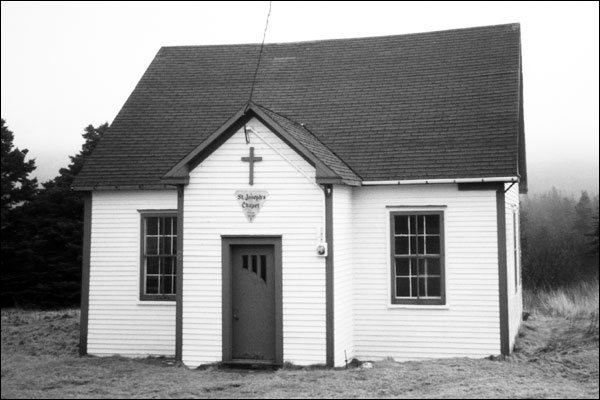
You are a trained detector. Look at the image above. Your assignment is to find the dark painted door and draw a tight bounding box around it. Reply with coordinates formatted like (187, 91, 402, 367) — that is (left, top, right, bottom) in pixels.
(231, 245, 276, 361)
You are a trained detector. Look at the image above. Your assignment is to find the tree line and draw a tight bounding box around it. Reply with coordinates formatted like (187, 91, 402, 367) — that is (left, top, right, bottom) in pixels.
(1, 119, 107, 307)
(521, 188, 599, 289)
(1, 118, 599, 307)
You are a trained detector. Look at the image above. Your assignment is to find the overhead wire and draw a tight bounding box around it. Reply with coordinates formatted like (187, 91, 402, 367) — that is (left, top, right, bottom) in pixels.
(246, 1, 272, 108)
(245, 1, 272, 143)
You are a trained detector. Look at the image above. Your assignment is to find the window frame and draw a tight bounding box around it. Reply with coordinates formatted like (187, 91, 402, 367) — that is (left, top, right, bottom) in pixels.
(512, 207, 521, 292)
(139, 210, 178, 302)
(389, 210, 446, 305)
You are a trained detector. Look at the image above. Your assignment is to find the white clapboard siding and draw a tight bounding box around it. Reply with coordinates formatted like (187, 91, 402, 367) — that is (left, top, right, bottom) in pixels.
(182, 118, 327, 368)
(505, 182, 523, 349)
(333, 185, 355, 366)
(352, 184, 502, 361)
(88, 190, 177, 357)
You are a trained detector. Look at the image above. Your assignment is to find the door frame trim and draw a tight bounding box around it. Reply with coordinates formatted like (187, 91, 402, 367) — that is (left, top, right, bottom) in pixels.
(221, 235, 283, 365)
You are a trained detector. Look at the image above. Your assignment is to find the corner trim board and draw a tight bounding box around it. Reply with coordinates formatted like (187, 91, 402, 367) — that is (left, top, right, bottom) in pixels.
(79, 192, 92, 356)
(496, 188, 510, 355)
(324, 185, 334, 367)
(175, 186, 184, 361)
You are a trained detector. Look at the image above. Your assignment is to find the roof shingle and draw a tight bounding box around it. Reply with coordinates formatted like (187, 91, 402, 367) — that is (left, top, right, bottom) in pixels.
(73, 23, 525, 189)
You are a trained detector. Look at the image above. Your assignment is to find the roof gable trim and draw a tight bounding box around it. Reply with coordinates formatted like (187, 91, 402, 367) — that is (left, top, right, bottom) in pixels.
(162, 102, 344, 185)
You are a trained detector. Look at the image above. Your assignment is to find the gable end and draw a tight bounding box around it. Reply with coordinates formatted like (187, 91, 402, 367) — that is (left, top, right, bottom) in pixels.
(162, 103, 359, 186)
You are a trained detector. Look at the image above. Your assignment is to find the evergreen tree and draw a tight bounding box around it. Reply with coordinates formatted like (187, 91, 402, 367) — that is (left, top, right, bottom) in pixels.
(0, 118, 38, 228)
(588, 197, 599, 260)
(591, 214, 599, 259)
(591, 213, 599, 256)
(575, 191, 593, 235)
(1, 119, 39, 306)
(1, 123, 108, 307)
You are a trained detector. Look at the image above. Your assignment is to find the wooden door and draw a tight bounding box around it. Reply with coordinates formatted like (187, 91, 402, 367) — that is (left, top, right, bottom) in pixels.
(231, 245, 276, 361)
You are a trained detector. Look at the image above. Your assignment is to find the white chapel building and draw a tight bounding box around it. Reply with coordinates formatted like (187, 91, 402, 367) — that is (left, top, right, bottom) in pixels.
(73, 24, 526, 368)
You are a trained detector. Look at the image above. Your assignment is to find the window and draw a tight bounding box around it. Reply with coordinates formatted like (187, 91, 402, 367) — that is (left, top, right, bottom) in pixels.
(140, 213, 177, 301)
(513, 208, 520, 291)
(390, 211, 445, 305)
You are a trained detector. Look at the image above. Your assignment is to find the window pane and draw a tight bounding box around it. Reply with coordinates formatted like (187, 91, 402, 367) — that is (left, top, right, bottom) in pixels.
(242, 255, 248, 269)
(162, 237, 171, 255)
(260, 255, 267, 282)
(395, 236, 409, 255)
(418, 277, 426, 297)
(146, 236, 158, 255)
(411, 277, 418, 296)
(146, 276, 159, 294)
(417, 236, 425, 255)
(418, 215, 425, 234)
(172, 218, 177, 235)
(427, 258, 441, 276)
(410, 235, 417, 255)
(163, 276, 174, 294)
(410, 259, 418, 275)
(163, 257, 175, 275)
(395, 215, 409, 234)
(418, 258, 426, 275)
(172, 237, 178, 254)
(171, 257, 177, 275)
(428, 277, 441, 297)
(159, 217, 166, 235)
(147, 257, 159, 275)
(163, 217, 172, 235)
(427, 236, 440, 255)
(410, 215, 417, 235)
(426, 215, 440, 234)
(146, 217, 158, 235)
(395, 258, 410, 276)
(396, 277, 410, 297)
(251, 255, 257, 273)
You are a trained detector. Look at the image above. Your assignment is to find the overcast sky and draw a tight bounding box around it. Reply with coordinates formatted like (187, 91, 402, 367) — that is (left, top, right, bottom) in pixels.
(1, 1, 598, 196)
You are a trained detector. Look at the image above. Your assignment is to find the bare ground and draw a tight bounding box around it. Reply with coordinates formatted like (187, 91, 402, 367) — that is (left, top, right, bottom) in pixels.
(1, 308, 598, 399)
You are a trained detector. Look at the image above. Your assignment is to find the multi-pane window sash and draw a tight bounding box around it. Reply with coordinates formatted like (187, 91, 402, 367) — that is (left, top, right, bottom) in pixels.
(513, 209, 520, 291)
(141, 214, 177, 301)
(391, 212, 445, 305)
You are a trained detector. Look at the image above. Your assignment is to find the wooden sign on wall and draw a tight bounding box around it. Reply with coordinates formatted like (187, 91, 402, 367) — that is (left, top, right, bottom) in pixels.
(235, 190, 268, 222)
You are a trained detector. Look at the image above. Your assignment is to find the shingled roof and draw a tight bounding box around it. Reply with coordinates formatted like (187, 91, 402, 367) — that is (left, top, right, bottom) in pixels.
(73, 23, 526, 190)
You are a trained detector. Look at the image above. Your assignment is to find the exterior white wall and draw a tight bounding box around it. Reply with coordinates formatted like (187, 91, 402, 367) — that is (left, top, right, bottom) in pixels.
(505, 182, 523, 349)
(182, 118, 326, 368)
(333, 185, 354, 366)
(352, 184, 502, 360)
(86, 137, 517, 362)
(88, 190, 177, 356)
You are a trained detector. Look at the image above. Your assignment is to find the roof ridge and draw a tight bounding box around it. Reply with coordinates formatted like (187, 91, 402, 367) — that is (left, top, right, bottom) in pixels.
(159, 23, 520, 50)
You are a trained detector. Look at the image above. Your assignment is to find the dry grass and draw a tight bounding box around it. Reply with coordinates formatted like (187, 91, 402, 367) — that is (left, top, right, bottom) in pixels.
(2, 285, 598, 398)
(513, 281, 599, 395)
(521, 280, 599, 353)
(524, 280, 599, 321)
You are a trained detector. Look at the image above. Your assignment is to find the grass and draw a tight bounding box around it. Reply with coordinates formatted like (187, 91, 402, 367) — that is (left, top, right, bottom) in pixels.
(521, 280, 599, 354)
(2, 284, 598, 399)
(513, 281, 599, 395)
(524, 280, 599, 321)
